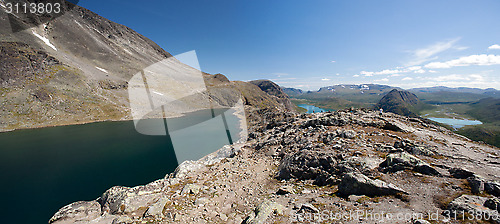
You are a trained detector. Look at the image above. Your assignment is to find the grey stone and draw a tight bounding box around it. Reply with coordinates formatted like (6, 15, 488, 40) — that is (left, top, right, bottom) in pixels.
(380, 152, 440, 176)
(276, 185, 295, 195)
(413, 219, 431, 224)
(112, 216, 133, 224)
(338, 172, 407, 196)
(144, 197, 170, 217)
(181, 184, 201, 195)
(447, 195, 498, 220)
(299, 203, 319, 213)
(485, 181, 500, 197)
(467, 175, 485, 194)
(243, 199, 284, 224)
(484, 197, 500, 213)
(449, 167, 475, 179)
(49, 201, 101, 224)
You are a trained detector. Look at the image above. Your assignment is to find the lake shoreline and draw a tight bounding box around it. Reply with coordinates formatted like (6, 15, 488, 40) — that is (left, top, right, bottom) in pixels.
(0, 106, 244, 134)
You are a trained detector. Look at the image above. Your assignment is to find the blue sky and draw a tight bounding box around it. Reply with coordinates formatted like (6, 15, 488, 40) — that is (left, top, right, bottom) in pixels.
(79, 0, 500, 90)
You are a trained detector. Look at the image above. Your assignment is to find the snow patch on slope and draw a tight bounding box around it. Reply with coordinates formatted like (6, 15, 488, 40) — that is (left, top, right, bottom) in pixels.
(32, 30, 57, 51)
(95, 67, 108, 73)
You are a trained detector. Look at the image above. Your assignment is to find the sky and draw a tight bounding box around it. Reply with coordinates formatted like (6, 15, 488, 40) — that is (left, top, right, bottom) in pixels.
(79, 0, 500, 91)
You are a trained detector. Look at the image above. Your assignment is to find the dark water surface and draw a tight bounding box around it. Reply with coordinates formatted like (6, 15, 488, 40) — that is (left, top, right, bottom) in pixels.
(0, 109, 240, 224)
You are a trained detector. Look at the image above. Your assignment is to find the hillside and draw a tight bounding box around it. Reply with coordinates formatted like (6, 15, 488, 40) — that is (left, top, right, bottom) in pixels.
(0, 1, 293, 132)
(377, 89, 421, 117)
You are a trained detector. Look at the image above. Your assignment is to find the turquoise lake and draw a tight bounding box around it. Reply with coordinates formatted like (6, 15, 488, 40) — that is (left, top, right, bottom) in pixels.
(427, 117, 483, 128)
(298, 104, 331, 113)
(0, 108, 242, 224)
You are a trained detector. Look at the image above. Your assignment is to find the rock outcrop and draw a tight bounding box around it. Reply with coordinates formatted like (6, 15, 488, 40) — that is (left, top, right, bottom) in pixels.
(50, 109, 500, 223)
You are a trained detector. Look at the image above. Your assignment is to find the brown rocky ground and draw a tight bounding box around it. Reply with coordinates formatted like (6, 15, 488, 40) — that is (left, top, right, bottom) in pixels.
(50, 108, 500, 224)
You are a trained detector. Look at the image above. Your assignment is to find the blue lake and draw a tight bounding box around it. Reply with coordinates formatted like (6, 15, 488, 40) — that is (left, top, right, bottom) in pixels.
(0, 108, 242, 224)
(298, 104, 331, 113)
(427, 117, 483, 128)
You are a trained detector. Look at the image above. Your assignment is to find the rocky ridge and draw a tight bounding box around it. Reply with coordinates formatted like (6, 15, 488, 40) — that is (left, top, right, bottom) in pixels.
(50, 109, 500, 223)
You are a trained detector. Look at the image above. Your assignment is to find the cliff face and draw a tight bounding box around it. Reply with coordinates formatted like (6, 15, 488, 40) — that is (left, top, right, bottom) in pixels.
(50, 109, 500, 224)
(0, 2, 293, 132)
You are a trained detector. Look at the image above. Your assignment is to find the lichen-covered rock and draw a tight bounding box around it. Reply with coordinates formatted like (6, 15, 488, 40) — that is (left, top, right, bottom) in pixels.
(338, 172, 407, 196)
(379, 152, 440, 176)
(277, 150, 338, 185)
(243, 199, 284, 224)
(49, 201, 101, 224)
(447, 195, 499, 221)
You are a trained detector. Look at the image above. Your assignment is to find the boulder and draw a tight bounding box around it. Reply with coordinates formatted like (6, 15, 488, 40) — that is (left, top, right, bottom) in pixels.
(485, 181, 500, 197)
(484, 198, 500, 213)
(277, 150, 338, 186)
(299, 203, 319, 213)
(447, 195, 498, 220)
(338, 172, 408, 196)
(413, 220, 431, 224)
(467, 175, 486, 194)
(379, 152, 440, 176)
(49, 201, 101, 224)
(243, 200, 284, 224)
(448, 167, 475, 179)
(276, 185, 295, 195)
(181, 184, 201, 195)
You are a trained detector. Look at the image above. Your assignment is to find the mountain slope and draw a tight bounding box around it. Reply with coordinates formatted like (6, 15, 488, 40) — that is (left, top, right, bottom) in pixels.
(0, 1, 293, 132)
(377, 89, 421, 117)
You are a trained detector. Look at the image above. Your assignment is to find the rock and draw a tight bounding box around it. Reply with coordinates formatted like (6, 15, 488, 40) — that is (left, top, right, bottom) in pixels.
(299, 203, 319, 213)
(447, 195, 498, 219)
(112, 216, 133, 224)
(338, 172, 408, 196)
(337, 129, 356, 139)
(195, 197, 210, 206)
(467, 175, 485, 194)
(98, 184, 162, 217)
(484, 198, 500, 212)
(181, 184, 201, 195)
(277, 150, 338, 186)
(394, 140, 435, 156)
(485, 181, 500, 197)
(243, 200, 284, 224)
(380, 152, 440, 176)
(276, 185, 295, 195)
(49, 201, 101, 224)
(449, 167, 475, 179)
(413, 219, 431, 224)
(348, 195, 367, 202)
(144, 197, 170, 217)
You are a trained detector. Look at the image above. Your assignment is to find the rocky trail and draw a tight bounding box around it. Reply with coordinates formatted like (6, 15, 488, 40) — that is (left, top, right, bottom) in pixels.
(50, 108, 500, 224)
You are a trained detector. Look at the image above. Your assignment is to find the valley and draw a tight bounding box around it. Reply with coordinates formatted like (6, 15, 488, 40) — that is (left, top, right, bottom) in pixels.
(286, 84, 500, 148)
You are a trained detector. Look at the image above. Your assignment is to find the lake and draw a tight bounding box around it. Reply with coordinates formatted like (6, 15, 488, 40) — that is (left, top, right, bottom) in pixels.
(427, 117, 483, 128)
(0, 108, 243, 224)
(298, 104, 331, 113)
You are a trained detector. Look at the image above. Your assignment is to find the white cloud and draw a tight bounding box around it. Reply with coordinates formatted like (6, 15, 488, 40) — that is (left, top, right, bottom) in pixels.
(402, 77, 413, 81)
(425, 54, 500, 69)
(321, 78, 330, 81)
(428, 74, 484, 82)
(353, 74, 360, 77)
(428, 70, 437, 73)
(407, 38, 461, 66)
(390, 74, 402, 77)
(488, 44, 500, 50)
(331, 60, 336, 63)
(360, 71, 374, 77)
(375, 78, 389, 82)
